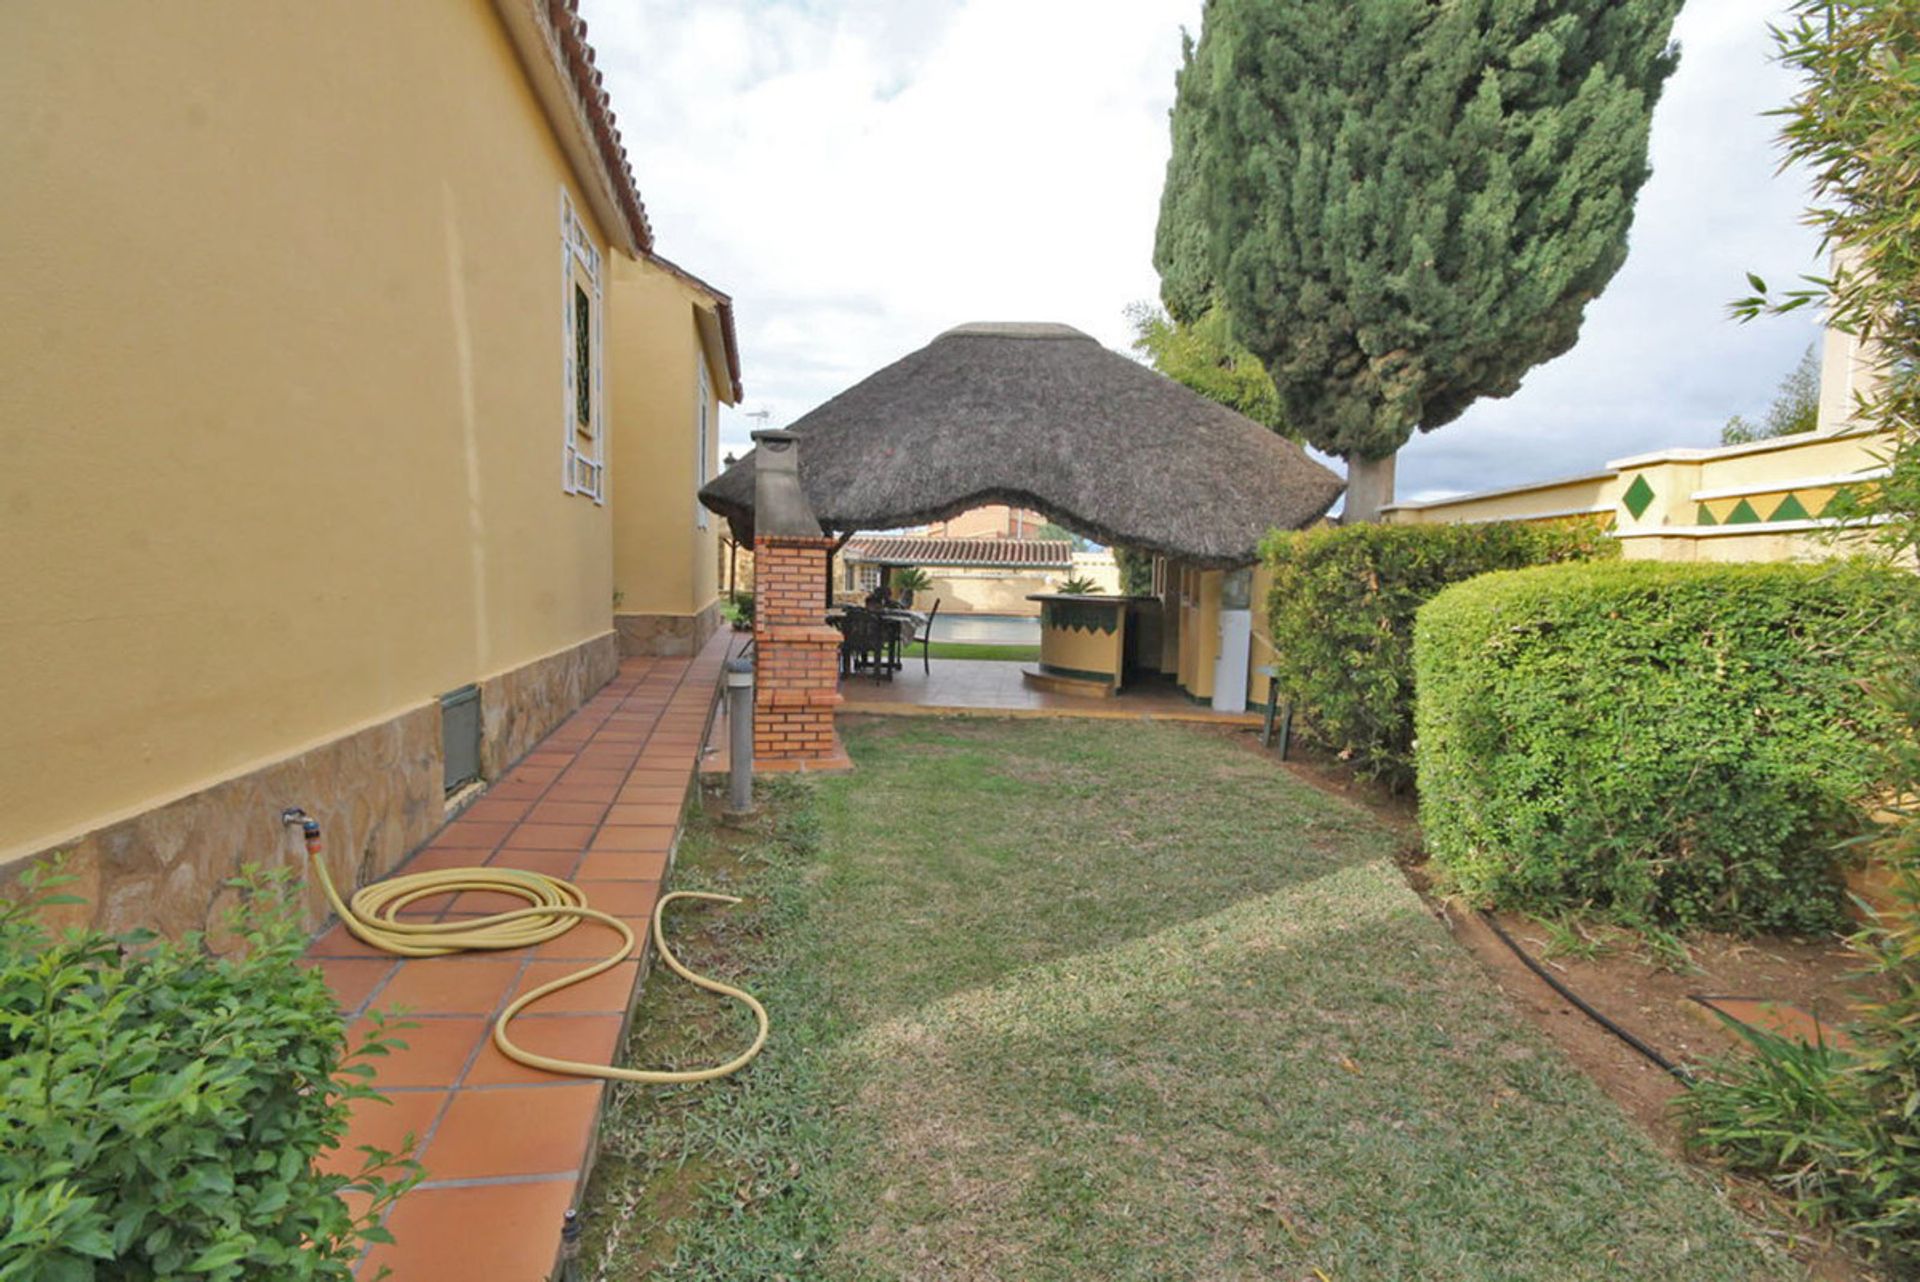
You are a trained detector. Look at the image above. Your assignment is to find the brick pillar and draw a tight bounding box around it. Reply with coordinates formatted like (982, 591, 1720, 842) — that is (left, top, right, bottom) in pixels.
(752, 534, 847, 770)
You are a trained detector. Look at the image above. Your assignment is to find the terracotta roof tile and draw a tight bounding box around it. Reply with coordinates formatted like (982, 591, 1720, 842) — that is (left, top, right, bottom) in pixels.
(842, 536, 1074, 569)
(546, 0, 652, 252)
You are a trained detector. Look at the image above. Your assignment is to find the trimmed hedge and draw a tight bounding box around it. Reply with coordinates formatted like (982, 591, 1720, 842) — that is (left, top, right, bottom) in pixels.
(1260, 519, 1615, 788)
(1414, 559, 1915, 933)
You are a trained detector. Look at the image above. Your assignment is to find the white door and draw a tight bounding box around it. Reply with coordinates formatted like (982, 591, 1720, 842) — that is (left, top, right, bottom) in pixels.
(1212, 568, 1252, 713)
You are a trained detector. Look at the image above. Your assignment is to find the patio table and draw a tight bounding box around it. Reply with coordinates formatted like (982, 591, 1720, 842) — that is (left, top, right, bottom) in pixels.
(828, 607, 926, 672)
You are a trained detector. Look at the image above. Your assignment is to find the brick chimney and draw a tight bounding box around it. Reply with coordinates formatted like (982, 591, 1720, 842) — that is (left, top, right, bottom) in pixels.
(750, 431, 848, 772)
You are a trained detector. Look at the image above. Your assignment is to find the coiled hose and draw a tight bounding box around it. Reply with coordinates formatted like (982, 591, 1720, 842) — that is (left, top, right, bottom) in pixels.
(286, 810, 767, 1084)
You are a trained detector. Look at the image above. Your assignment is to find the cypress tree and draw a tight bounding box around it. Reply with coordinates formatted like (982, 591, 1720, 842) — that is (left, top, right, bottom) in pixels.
(1155, 0, 1684, 519)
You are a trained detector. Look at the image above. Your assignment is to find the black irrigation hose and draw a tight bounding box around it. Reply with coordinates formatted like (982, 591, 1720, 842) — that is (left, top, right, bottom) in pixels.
(1477, 909, 1695, 1085)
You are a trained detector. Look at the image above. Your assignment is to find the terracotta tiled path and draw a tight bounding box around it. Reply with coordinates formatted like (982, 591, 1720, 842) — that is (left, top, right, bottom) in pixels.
(302, 631, 734, 1281)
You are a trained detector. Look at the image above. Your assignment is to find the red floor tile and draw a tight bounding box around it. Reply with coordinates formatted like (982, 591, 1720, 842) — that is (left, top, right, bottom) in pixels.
(417, 1083, 603, 1176)
(616, 785, 686, 806)
(622, 770, 686, 789)
(588, 825, 674, 853)
(575, 850, 668, 882)
(399, 845, 497, 874)
(545, 782, 620, 803)
(464, 1015, 626, 1086)
(309, 921, 392, 960)
(574, 880, 661, 918)
(512, 960, 641, 1014)
(433, 819, 514, 849)
(526, 800, 609, 826)
(347, 1016, 489, 1089)
(458, 797, 532, 824)
(503, 824, 596, 851)
(532, 916, 642, 962)
(376, 959, 521, 1017)
(318, 1089, 446, 1178)
(302, 957, 395, 1013)
(357, 1179, 575, 1281)
(559, 767, 628, 787)
(606, 802, 681, 826)
(483, 849, 583, 879)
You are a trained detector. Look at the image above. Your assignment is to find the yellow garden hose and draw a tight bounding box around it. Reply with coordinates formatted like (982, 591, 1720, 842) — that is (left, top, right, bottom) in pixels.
(286, 809, 768, 1085)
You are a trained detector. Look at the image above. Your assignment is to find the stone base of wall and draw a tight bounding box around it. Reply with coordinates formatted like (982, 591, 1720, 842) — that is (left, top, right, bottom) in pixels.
(615, 601, 723, 657)
(479, 632, 620, 776)
(2, 631, 619, 942)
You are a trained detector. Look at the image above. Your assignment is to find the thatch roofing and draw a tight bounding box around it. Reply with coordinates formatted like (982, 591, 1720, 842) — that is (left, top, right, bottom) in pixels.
(699, 323, 1343, 567)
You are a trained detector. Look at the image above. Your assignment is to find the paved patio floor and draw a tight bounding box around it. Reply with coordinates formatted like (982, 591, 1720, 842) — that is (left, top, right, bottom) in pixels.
(301, 630, 731, 1281)
(837, 657, 1264, 724)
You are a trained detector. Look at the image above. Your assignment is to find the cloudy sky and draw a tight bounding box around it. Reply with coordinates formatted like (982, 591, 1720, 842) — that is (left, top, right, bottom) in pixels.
(580, 0, 1824, 504)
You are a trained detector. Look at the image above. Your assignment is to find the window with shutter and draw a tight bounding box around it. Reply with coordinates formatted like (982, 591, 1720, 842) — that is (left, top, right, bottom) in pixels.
(559, 190, 604, 502)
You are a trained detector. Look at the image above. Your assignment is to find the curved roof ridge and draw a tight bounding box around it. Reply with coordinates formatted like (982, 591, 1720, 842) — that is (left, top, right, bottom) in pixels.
(701, 323, 1343, 566)
(939, 321, 1092, 340)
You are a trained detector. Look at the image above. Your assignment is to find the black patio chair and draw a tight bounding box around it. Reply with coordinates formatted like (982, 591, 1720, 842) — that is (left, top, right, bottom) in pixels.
(910, 598, 941, 673)
(839, 607, 895, 681)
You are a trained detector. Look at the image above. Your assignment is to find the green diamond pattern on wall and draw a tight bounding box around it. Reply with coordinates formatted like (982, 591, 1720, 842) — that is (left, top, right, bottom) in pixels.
(1769, 493, 1812, 522)
(1622, 475, 1656, 519)
(1696, 503, 1717, 527)
(1726, 498, 1762, 525)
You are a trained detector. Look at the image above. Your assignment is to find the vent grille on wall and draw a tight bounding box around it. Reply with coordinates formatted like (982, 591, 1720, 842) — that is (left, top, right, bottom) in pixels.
(441, 684, 482, 796)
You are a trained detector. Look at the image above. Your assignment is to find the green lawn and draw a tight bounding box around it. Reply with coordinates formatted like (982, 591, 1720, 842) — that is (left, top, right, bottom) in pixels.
(921, 640, 1039, 662)
(582, 718, 1791, 1280)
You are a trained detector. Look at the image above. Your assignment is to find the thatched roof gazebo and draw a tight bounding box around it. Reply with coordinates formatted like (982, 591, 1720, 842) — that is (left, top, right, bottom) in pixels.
(698, 322, 1342, 567)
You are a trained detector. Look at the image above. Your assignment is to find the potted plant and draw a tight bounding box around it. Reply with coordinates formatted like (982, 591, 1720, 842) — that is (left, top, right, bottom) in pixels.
(891, 566, 932, 607)
(1057, 574, 1100, 595)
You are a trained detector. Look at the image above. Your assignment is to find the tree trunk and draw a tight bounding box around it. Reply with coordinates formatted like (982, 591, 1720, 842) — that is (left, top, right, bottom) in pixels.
(1343, 452, 1397, 524)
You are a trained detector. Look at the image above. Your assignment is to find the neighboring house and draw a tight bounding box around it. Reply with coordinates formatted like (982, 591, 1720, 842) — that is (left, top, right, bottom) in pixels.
(0, 1, 741, 938)
(1070, 549, 1122, 593)
(924, 504, 1051, 540)
(838, 536, 1073, 614)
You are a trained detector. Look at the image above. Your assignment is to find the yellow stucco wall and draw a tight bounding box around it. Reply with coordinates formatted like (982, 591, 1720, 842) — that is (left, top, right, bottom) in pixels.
(914, 570, 1053, 615)
(1384, 472, 1618, 526)
(1, 3, 621, 864)
(609, 258, 726, 620)
(1384, 428, 1892, 565)
(1247, 561, 1276, 708)
(1034, 599, 1128, 686)
(1197, 570, 1226, 703)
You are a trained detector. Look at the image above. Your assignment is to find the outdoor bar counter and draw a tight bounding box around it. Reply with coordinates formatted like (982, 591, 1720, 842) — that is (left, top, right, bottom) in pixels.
(1023, 593, 1155, 696)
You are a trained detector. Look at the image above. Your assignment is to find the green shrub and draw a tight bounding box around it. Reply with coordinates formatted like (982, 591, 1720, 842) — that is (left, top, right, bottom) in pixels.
(0, 864, 418, 1280)
(1684, 595, 1920, 1265)
(1414, 559, 1913, 932)
(1113, 546, 1155, 596)
(1259, 519, 1615, 788)
(723, 591, 754, 631)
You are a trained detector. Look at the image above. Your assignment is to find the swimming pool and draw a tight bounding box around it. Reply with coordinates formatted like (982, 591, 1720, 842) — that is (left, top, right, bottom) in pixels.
(924, 612, 1041, 646)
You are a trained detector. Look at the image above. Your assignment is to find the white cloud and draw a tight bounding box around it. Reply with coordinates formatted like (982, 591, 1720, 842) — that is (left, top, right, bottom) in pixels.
(581, 0, 1824, 497)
